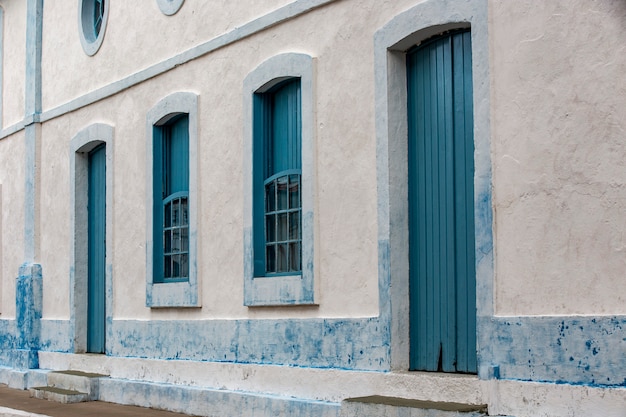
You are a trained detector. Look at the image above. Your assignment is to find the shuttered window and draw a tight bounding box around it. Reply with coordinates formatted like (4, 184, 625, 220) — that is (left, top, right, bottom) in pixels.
(153, 114, 189, 283)
(407, 30, 477, 373)
(253, 79, 302, 276)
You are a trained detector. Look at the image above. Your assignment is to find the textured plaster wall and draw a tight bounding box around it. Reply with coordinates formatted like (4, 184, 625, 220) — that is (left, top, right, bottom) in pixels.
(0, 133, 26, 318)
(38, 122, 73, 319)
(40, 0, 293, 110)
(34, 0, 433, 322)
(491, 0, 626, 315)
(0, 0, 26, 127)
(97, 0, 417, 320)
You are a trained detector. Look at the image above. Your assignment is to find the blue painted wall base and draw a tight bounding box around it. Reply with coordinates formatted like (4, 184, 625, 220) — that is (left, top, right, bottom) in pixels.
(479, 316, 626, 387)
(15, 263, 42, 370)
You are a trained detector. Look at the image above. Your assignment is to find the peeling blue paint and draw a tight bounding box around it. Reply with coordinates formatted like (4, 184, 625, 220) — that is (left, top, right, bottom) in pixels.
(14, 263, 42, 369)
(481, 316, 626, 387)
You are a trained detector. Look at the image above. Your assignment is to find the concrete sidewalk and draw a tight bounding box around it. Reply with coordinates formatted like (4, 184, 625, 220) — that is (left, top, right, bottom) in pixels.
(0, 385, 199, 417)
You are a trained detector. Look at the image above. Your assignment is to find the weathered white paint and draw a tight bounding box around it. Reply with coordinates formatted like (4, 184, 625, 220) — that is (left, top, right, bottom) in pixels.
(0, 133, 26, 318)
(40, 0, 319, 111)
(0, 1, 26, 128)
(491, 0, 626, 315)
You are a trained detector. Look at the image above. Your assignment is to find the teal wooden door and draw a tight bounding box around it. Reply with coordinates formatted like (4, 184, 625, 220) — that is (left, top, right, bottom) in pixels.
(87, 144, 106, 353)
(407, 30, 476, 373)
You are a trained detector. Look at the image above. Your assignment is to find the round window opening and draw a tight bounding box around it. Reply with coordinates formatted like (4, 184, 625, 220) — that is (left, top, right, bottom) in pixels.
(79, 0, 109, 56)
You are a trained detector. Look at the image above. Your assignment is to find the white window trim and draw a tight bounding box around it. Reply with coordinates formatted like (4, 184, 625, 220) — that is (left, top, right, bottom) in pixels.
(78, 0, 109, 56)
(243, 53, 317, 306)
(146, 92, 200, 307)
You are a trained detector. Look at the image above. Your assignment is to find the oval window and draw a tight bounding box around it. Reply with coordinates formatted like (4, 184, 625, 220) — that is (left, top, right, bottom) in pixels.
(79, 0, 109, 56)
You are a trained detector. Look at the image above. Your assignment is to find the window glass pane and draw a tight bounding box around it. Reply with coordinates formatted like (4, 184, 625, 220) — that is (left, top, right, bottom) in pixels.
(94, 0, 104, 36)
(164, 230, 172, 254)
(266, 245, 276, 273)
(172, 200, 180, 226)
(265, 214, 276, 243)
(277, 213, 288, 241)
(289, 175, 300, 209)
(290, 242, 301, 272)
(172, 229, 181, 252)
(181, 198, 188, 225)
(181, 227, 189, 252)
(277, 176, 289, 210)
(265, 181, 276, 212)
(164, 255, 172, 278)
(290, 212, 300, 240)
(180, 253, 188, 278)
(277, 244, 289, 272)
(172, 254, 181, 277)
(164, 201, 172, 227)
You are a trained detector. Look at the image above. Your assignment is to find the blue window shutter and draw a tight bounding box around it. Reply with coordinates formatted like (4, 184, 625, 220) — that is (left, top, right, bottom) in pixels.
(408, 30, 476, 373)
(268, 79, 301, 177)
(166, 115, 189, 195)
(253, 78, 302, 276)
(153, 114, 190, 283)
(153, 126, 165, 283)
(253, 95, 267, 277)
(452, 30, 476, 373)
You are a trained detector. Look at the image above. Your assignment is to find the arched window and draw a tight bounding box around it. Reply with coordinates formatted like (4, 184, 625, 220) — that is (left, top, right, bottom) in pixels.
(243, 53, 316, 306)
(146, 92, 199, 307)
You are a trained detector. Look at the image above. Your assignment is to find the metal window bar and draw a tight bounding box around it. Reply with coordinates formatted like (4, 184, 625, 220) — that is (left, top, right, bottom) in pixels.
(264, 172, 301, 274)
(163, 193, 189, 280)
(94, 0, 105, 36)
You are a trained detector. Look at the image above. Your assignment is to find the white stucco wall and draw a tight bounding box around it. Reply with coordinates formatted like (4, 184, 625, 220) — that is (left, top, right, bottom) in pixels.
(36, 0, 626, 320)
(40, 0, 294, 111)
(1, 0, 26, 128)
(0, 133, 26, 318)
(38, 0, 442, 321)
(491, 0, 626, 315)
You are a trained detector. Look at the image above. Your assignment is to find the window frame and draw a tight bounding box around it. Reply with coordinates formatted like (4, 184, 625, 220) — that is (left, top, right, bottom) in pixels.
(153, 114, 190, 283)
(78, 0, 109, 56)
(256, 78, 303, 277)
(146, 92, 199, 308)
(243, 53, 317, 306)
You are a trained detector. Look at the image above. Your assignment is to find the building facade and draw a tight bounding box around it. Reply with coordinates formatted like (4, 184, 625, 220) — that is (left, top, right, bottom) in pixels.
(0, 1, 624, 416)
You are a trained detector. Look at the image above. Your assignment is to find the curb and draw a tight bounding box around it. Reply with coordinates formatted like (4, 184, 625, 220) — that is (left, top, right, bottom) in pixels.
(0, 407, 51, 417)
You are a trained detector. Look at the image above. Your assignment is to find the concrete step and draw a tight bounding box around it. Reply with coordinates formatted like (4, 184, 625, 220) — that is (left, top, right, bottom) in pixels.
(29, 386, 89, 404)
(46, 370, 108, 400)
(29, 370, 109, 404)
(341, 396, 488, 417)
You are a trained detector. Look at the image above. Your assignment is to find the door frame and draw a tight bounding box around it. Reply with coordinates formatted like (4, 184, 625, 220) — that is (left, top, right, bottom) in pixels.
(373, 0, 494, 374)
(70, 124, 114, 353)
